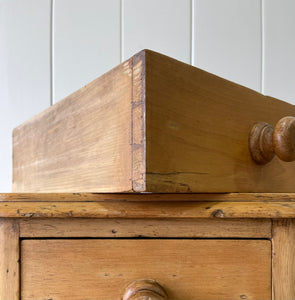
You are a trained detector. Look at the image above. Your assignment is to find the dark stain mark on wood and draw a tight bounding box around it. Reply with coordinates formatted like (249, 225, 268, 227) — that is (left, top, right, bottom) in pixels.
(147, 172, 209, 176)
(280, 203, 293, 208)
(178, 183, 192, 192)
(22, 213, 34, 217)
(212, 209, 225, 218)
(131, 143, 142, 151)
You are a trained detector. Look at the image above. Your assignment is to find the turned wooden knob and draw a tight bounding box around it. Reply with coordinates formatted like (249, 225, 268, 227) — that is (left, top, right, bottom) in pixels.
(249, 116, 295, 164)
(123, 279, 168, 300)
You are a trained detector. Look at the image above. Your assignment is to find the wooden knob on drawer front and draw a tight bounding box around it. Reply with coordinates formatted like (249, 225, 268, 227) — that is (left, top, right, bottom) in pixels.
(249, 116, 295, 164)
(123, 279, 168, 300)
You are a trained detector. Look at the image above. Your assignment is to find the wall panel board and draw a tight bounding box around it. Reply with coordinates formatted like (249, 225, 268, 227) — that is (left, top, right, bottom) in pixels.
(0, 0, 51, 191)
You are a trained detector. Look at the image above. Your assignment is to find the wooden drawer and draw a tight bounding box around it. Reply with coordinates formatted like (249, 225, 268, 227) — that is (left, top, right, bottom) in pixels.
(21, 239, 271, 300)
(13, 50, 295, 193)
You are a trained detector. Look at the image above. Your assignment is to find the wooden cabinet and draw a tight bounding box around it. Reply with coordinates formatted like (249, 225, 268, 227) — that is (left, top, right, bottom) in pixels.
(1, 50, 295, 299)
(0, 194, 295, 300)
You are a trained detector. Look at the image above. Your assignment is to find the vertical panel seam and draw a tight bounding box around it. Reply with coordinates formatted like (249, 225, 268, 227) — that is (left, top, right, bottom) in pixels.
(16, 220, 21, 300)
(190, 0, 195, 65)
(120, 0, 124, 62)
(50, 0, 55, 105)
(261, 0, 265, 94)
(271, 219, 274, 300)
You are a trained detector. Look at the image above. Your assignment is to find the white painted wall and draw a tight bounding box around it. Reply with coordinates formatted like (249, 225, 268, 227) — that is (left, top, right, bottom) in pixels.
(0, 0, 51, 192)
(0, 0, 294, 191)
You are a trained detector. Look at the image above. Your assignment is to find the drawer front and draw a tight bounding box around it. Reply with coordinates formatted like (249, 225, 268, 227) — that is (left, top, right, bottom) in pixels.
(21, 239, 271, 300)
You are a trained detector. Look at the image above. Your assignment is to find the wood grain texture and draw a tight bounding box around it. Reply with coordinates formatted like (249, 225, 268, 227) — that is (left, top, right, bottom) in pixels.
(272, 219, 295, 300)
(19, 218, 271, 238)
(21, 239, 271, 300)
(132, 51, 146, 191)
(2, 192, 295, 202)
(13, 58, 134, 193)
(145, 50, 295, 192)
(0, 219, 20, 300)
(1, 200, 295, 219)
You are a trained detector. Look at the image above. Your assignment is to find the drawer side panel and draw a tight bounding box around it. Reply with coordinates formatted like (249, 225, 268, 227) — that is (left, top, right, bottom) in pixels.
(13, 59, 133, 193)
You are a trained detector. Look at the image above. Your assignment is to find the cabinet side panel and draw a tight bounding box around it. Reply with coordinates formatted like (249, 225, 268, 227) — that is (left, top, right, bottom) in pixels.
(13, 60, 133, 192)
(145, 50, 295, 192)
(0, 219, 20, 300)
(272, 219, 295, 300)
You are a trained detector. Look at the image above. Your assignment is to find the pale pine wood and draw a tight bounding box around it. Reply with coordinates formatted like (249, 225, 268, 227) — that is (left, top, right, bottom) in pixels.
(145, 50, 295, 192)
(2, 192, 295, 202)
(0, 200, 295, 219)
(272, 219, 295, 300)
(21, 239, 271, 300)
(0, 219, 20, 300)
(13, 58, 134, 193)
(19, 218, 271, 238)
(132, 51, 146, 191)
(13, 50, 295, 193)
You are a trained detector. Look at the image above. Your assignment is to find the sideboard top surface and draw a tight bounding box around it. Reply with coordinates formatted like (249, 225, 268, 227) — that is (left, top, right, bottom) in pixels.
(0, 193, 295, 219)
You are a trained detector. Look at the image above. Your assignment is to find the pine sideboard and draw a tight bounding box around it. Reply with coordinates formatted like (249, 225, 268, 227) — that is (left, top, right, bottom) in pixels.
(1, 50, 295, 299)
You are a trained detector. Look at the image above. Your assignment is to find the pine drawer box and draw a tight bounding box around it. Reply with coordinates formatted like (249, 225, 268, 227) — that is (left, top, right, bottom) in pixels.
(12, 50, 295, 193)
